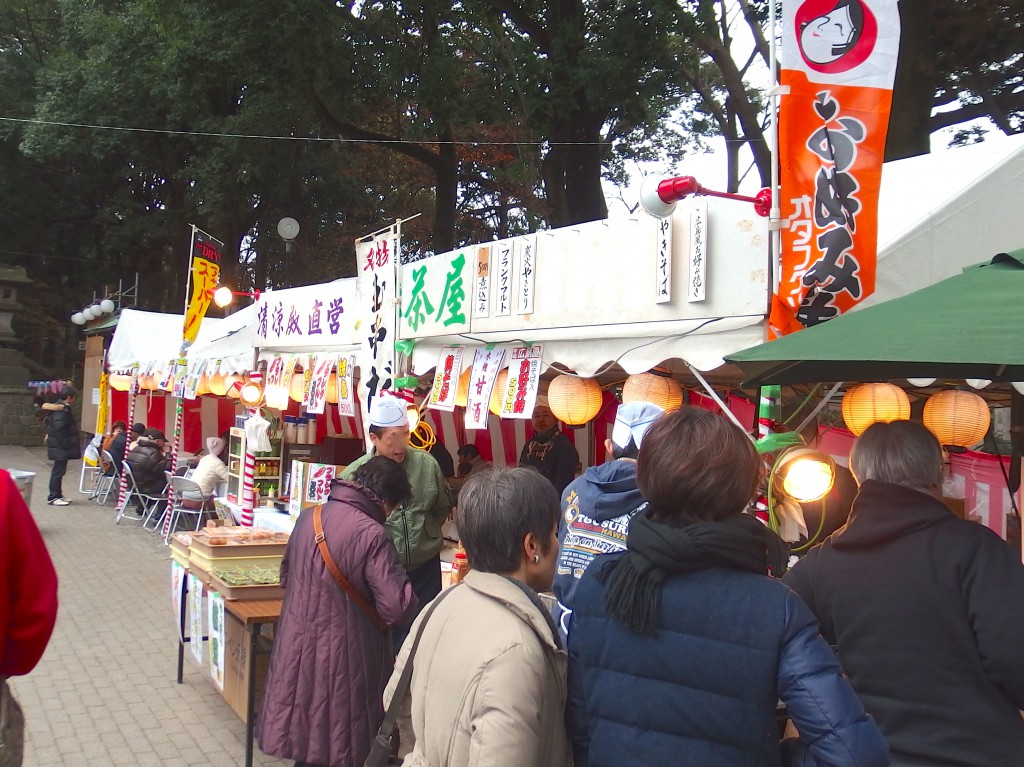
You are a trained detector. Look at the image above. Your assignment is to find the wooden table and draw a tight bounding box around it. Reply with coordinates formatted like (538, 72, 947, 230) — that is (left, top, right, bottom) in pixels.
(224, 599, 282, 767)
(176, 573, 281, 767)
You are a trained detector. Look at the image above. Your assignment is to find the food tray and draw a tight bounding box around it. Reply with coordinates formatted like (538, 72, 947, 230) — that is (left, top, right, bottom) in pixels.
(189, 550, 283, 573)
(190, 539, 289, 558)
(170, 548, 190, 569)
(209, 572, 284, 601)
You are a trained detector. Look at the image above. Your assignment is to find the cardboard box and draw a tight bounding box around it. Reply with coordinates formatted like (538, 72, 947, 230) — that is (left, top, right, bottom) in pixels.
(221, 610, 271, 722)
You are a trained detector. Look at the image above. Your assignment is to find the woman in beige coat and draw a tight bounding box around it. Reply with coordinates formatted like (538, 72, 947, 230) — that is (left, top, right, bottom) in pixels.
(384, 466, 571, 767)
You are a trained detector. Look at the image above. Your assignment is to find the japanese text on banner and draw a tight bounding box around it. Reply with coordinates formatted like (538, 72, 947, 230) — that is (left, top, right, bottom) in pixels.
(357, 230, 398, 429)
(182, 228, 223, 351)
(770, 0, 900, 336)
(336, 355, 356, 417)
(428, 346, 465, 412)
(499, 345, 543, 419)
(305, 355, 335, 415)
(305, 463, 337, 504)
(464, 348, 506, 430)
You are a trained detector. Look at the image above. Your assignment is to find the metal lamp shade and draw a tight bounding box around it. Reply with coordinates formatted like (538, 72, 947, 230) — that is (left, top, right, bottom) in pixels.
(548, 375, 603, 426)
(923, 390, 991, 449)
(841, 383, 910, 435)
(622, 372, 683, 412)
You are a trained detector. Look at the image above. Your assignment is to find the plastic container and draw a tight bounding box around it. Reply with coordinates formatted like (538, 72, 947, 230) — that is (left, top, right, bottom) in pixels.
(8, 470, 34, 507)
(283, 416, 297, 444)
(450, 547, 470, 586)
(296, 416, 309, 444)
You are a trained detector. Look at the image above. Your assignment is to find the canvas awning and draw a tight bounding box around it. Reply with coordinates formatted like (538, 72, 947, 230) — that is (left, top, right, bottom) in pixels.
(726, 249, 1024, 386)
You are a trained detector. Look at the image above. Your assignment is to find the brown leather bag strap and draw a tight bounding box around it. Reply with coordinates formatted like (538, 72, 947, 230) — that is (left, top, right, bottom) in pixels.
(313, 504, 388, 631)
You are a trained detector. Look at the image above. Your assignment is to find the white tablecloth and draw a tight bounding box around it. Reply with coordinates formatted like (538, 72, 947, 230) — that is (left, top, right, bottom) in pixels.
(219, 498, 296, 533)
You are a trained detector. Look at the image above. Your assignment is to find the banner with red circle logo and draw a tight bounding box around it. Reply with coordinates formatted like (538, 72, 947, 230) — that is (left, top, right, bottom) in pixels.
(770, 0, 901, 337)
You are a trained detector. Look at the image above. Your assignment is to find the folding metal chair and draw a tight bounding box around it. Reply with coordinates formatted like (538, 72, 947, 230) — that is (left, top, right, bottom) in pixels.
(115, 462, 167, 526)
(92, 450, 119, 505)
(165, 476, 215, 543)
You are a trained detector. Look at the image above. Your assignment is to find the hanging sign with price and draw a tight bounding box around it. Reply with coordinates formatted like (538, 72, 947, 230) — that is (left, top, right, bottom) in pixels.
(305, 355, 336, 415)
(336, 355, 355, 417)
(304, 463, 337, 504)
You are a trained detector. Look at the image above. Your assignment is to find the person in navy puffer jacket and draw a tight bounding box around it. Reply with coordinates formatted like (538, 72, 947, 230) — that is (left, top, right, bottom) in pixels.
(566, 407, 889, 767)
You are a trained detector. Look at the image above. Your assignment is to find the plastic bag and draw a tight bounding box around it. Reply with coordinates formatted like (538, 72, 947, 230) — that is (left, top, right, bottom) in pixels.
(82, 433, 102, 467)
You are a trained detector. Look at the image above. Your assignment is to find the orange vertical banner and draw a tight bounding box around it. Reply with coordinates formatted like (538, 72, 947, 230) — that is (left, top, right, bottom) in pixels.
(770, 0, 901, 336)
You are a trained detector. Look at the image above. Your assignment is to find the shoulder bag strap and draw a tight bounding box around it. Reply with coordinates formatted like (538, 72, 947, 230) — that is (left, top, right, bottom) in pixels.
(377, 584, 460, 745)
(313, 504, 388, 631)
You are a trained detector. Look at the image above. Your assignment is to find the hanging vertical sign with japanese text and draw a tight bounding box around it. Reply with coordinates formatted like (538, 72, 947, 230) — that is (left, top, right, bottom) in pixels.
(182, 228, 222, 353)
(494, 241, 513, 317)
(336, 354, 355, 417)
(516, 235, 537, 315)
(498, 345, 543, 419)
(655, 217, 672, 304)
(474, 246, 491, 319)
(771, 0, 900, 336)
(688, 199, 707, 303)
(464, 347, 506, 430)
(427, 346, 464, 412)
(357, 228, 399, 428)
(305, 355, 335, 416)
(398, 248, 472, 338)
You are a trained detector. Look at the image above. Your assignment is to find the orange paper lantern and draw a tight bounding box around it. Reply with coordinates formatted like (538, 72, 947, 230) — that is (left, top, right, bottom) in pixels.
(207, 372, 228, 397)
(548, 375, 603, 426)
(489, 369, 509, 416)
(622, 372, 683, 412)
(923, 390, 991, 448)
(456, 367, 472, 408)
(108, 373, 131, 392)
(841, 383, 910, 436)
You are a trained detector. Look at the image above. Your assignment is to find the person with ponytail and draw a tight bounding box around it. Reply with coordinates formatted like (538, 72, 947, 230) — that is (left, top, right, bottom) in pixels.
(565, 407, 889, 767)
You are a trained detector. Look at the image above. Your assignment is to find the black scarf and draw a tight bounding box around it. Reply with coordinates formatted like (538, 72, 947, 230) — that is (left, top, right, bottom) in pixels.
(599, 511, 770, 636)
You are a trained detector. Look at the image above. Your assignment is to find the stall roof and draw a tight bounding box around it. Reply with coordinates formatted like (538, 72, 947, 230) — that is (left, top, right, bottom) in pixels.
(726, 249, 1024, 385)
(106, 307, 252, 373)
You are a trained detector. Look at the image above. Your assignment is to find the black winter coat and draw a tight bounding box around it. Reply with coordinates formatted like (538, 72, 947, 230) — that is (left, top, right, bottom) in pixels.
(567, 555, 889, 767)
(45, 402, 80, 461)
(124, 441, 168, 494)
(784, 480, 1024, 767)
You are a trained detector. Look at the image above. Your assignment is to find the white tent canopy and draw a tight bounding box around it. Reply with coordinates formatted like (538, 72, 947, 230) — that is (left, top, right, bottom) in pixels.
(106, 307, 255, 374)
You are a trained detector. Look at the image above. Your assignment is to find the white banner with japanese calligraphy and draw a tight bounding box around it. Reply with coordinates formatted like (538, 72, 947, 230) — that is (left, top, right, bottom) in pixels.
(336, 354, 356, 417)
(427, 346, 464, 413)
(515, 235, 537, 315)
(655, 216, 672, 304)
(305, 355, 335, 415)
(304, 463, 337, 504)
(464, 347, 506, 430)
(255, 279, 358, 350)
(493, 241, 514, 317)
(357, 229, 399, 435)
(398, 248, 473, 338)
(498, 345, 543, 419)
(688, 199, 707, 303)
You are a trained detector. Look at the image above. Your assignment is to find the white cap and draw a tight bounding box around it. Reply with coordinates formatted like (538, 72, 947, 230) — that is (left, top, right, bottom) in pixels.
(611, 401, 664, 450)
(369, 395, 408, 428)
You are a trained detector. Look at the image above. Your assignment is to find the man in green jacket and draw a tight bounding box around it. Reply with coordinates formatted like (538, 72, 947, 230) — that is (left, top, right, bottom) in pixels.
(340, 396, 451, 618)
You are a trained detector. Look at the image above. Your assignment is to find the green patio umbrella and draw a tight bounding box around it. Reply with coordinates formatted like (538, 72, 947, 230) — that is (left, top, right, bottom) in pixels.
(727, 249, 1024, 386)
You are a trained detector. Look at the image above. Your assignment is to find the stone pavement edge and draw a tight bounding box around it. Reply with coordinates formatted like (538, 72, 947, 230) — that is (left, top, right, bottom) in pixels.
(3, 446, 290, 767)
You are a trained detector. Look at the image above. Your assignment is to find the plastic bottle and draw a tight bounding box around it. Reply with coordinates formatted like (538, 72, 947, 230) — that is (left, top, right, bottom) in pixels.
(450, 546, 470, 586)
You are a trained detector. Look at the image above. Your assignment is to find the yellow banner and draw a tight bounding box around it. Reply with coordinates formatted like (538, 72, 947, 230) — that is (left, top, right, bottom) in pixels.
(182, 228, 223, 348)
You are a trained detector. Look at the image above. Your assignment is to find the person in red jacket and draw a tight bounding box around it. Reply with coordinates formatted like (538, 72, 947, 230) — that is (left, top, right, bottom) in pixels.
(1, 469, 59, 677)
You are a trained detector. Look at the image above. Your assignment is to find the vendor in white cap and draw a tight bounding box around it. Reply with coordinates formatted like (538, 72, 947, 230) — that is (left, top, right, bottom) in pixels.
(519, 394, 580, 496)
(552, 400, 664, 640)
(340, 394, 451, 622)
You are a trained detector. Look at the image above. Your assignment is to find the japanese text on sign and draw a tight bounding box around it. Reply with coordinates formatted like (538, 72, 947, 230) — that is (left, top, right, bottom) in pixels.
(358, 229, 398, 430)
(499, 345, 543, 419)
(516, 236, 537, 315)
(428, 346, 465, 413)
(688, 200, 707, 303)
(182, 228, 223, 351)
(464, 347, 506, 430)
(494, 241, 513, 317)
(474, 246, 491, 319)
(305, 464, 337, 504)
(656, 217, 672, 304)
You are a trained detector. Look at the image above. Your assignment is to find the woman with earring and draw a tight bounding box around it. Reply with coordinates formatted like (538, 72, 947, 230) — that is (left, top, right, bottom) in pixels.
(384, 466, 571, 767)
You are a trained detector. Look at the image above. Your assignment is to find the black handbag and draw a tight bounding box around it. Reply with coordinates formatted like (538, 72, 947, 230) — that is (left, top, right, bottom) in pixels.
(364, 585, 460, 767)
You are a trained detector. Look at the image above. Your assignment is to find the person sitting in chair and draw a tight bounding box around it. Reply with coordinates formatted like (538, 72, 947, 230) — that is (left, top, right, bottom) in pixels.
(125, 428, 169, 515)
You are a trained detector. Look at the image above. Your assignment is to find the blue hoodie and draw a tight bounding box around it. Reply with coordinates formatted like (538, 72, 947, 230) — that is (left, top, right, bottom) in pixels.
(552, 460, 646, 639)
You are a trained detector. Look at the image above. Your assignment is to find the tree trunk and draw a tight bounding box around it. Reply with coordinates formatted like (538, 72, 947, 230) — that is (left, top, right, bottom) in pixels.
(433, 130, 459, 254)
(885, 0, 934, 161)
(542, 114, 608, 228)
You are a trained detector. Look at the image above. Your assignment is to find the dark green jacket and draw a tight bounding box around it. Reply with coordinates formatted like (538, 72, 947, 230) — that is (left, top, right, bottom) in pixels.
(340, 447, 451, 569)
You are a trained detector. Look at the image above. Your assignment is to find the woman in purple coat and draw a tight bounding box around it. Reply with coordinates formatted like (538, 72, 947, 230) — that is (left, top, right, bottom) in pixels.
(258, 457, 419, 767)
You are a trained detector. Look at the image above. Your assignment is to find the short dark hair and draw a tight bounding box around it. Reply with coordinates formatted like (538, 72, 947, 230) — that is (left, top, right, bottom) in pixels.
(352, 456, 412, 509)
(112, 421, 126, 432)
(850, 420, 943, 492)
(637, 408, 760, 525)
(144, 428, 166, 441)
(456, 466, 559, 573)
(131, 422, 146, 435)
(457, 444, 479, 459)
(60, 385, 77, 400)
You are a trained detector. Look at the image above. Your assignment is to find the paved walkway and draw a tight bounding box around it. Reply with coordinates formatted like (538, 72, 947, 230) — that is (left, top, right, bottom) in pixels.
(3, 446, 290, 767)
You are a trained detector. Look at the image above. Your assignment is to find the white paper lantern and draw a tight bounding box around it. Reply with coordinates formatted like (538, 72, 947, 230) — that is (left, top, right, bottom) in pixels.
(100, 299, 116, 313)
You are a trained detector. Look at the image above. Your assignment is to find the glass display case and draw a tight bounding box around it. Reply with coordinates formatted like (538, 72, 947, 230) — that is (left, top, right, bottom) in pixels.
(227, 426, 283, 504)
